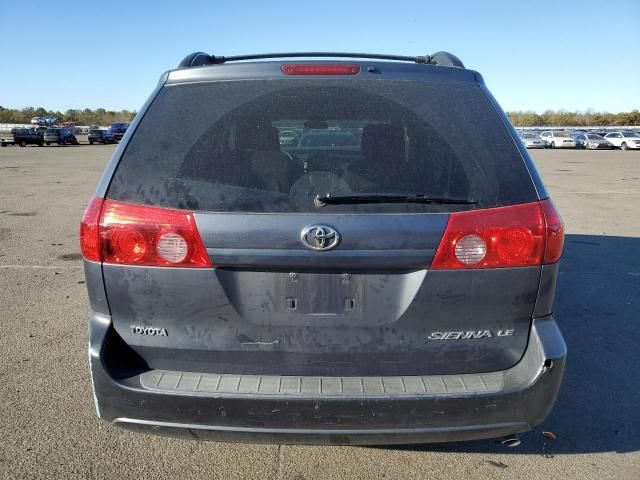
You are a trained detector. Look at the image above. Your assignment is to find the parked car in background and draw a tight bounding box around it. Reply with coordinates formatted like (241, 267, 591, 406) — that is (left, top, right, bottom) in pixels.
(43, 127, 78, 145)
(0, 128, 44, 147)
(570, 133, 586, 148)
(30, 116, 58, 126)
(278, 129, 299, 145)
(88, 129, 115, 144)
(540, 131, 576, 148)
(604, 131, 640, 150)
(292, 129, 360, 153)
(519, 132, 546, 149)
(572, 133, 613, 150)
(31, 117, 58, 125)
(109, 122, 130, 142)
(296, 130, 360, 149)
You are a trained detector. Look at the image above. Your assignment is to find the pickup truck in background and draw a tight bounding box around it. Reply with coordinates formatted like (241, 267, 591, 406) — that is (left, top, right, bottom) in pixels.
(1, 128, 44, 147)
(108, 122, 130, 142)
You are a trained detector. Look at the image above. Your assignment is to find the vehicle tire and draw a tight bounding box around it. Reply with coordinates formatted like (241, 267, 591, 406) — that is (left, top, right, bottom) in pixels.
(38, 141, 43, 147)
(46, 142, 51, 146)
(89, 141, 94, 145)
(551, 141, 556, 148)
(19, 140, 26, 147)
(621, 142, 628, 151)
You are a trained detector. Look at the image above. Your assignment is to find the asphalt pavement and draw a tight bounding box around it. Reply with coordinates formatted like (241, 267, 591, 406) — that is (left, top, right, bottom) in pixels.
(0, 144, 639, 479)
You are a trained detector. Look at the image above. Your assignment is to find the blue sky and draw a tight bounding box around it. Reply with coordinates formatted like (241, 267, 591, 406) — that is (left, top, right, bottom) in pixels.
(1, 0, 638, 113)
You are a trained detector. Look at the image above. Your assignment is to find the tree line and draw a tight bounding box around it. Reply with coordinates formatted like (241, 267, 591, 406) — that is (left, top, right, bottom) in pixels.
(1, 105, 639, 127)
(506, 110, 640, 127)
(0, 106, 137, 126)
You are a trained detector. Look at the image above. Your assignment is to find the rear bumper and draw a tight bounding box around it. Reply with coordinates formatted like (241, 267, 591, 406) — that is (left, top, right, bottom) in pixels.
(89, 315, 566, 445)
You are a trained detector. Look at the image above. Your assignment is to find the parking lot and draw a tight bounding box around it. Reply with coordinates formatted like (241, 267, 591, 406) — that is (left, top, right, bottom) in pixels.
(1, 144, 639, 479)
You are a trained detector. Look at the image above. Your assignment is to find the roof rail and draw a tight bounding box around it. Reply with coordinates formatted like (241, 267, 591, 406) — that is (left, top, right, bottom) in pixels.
(177, 52, 464, 69)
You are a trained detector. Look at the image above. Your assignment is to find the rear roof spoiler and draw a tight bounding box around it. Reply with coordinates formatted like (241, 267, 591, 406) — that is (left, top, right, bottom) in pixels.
(177, 51, 465, 69)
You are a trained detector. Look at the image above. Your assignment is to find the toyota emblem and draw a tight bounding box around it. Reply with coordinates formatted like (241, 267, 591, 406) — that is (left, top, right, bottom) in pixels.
(300, 224, 340, 251)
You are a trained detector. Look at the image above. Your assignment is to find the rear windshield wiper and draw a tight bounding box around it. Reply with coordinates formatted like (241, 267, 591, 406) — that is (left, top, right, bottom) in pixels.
(314, 193, 476, 208)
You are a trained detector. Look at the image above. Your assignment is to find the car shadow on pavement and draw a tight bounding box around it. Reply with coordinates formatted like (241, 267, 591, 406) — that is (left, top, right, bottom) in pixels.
(380, 234, 640, 455)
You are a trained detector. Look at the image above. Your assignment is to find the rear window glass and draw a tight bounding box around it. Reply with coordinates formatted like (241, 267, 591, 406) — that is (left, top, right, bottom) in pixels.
(107, 79, 537, 213)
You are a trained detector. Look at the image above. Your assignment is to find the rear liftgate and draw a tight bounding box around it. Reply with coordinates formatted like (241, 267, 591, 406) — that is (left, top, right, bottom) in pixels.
(82, 196, 563, 377)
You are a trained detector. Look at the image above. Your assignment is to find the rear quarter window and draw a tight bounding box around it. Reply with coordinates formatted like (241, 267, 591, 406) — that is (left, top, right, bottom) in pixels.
(107, 78, 538, 213)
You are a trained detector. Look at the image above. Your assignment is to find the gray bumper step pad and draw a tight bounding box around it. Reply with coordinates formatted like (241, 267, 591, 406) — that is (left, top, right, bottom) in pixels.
(140, 369, 504, 397)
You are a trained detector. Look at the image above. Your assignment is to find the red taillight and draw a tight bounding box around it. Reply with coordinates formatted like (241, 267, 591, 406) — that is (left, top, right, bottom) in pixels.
(281, 64, 360, 75)
(541, 199, 564, 263)
(431, 201, 563, 270)
(80, 195, 105, 262)
(99, 200, 211, 267)
(80, 198, 211, 267)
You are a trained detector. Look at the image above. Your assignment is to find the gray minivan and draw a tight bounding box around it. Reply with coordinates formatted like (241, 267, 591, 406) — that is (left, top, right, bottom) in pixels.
(81, 51, 566, 445)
